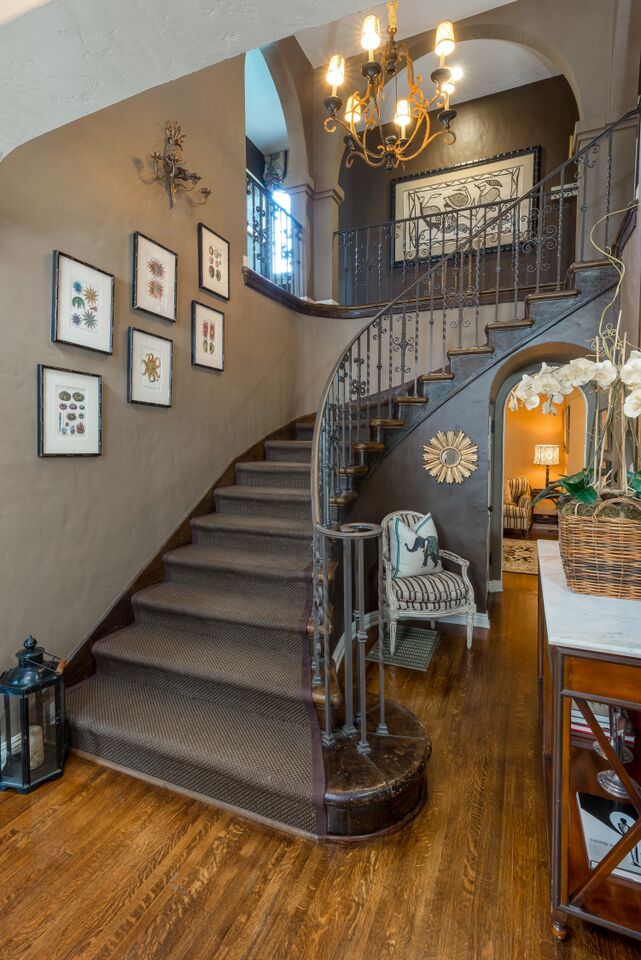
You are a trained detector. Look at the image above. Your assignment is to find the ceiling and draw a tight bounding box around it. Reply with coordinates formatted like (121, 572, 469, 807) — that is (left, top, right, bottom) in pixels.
(0, 0, 371, 160)
(294, 0, 515, 69)
(245, 50, 289, 154)
(377, 39, 560, 123)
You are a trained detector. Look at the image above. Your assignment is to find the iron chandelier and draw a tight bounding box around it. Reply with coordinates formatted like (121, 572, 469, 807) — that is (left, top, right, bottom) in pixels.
(323, 2, 460, 171)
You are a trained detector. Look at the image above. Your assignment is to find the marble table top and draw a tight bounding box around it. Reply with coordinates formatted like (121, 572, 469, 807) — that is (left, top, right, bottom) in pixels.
(538, 540, 641, 659)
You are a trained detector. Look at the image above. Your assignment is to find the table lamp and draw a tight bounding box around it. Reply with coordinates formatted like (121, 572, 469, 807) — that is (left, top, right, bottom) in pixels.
(533, 443, 560, 486)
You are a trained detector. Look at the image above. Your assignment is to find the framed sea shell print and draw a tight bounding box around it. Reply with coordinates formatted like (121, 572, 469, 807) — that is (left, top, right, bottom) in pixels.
(192, 301, 224, 371)
(38, 365, 102, 457)
(127, 327, 173, 407)
(198, 223, 230, 301)
(132, 232, 177, 322)
(51, 251, 114, 354)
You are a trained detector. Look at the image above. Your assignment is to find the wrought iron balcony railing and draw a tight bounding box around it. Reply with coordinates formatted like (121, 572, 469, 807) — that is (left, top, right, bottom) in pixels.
(246, 172, 305, 297)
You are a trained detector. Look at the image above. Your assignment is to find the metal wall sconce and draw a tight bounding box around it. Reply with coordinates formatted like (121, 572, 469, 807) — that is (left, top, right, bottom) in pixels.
(146, 120, 212, 208)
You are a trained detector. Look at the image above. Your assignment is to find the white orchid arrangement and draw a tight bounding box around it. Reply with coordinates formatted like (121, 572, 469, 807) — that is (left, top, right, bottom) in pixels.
(508, 205, 641, 503)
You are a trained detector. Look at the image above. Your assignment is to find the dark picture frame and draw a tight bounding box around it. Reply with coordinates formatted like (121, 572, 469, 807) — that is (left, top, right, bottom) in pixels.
(37, 364, 102, 457)
(389, 146, 541, 267)
(132, 231, 178, 322)
(191, 301, 224, 372)
(127, 326, 174, 407)
(51, 251, 115, 355)
(198, 222, 230, 302)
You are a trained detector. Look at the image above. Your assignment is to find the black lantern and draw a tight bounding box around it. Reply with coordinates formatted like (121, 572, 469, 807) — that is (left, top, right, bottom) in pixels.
(0, 636, 66, 793)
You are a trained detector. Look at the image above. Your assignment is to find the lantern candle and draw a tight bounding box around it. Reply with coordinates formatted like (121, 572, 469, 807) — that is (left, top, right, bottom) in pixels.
(29, 724, 44, 769)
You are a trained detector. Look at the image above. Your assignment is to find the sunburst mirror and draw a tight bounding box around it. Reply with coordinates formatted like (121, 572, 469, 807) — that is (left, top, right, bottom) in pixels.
(422, 430, 479, 484)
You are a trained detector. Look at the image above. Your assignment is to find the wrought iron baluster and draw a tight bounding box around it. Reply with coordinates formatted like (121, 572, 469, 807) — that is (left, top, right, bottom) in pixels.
(604, 131, 613, 249)
(494, 202, 503, 324)
(321, 532, 334, 745)
(512, 203, 520, 320)
(356, 538, 370, 754)
(387, 310, 394, 417)
(342, 538, 356, 735)
(535, 182, 544, 293)
(377, 534, 388, 735)
(311, 527, 322, 687)
(556, 170, 565, 291)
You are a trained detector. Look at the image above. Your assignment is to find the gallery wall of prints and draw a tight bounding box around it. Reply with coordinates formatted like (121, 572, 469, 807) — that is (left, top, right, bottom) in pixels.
(40, 223, 229, 457)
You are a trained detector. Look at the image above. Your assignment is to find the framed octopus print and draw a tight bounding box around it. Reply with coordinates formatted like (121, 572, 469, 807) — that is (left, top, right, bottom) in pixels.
(192, 301, 224, 371)
(198, 223, 230, 301)
(132, 232, 177, 322)
(127, 327, 173, 407)
(38, 364, 102, 457)
(51, 251, 114, 354)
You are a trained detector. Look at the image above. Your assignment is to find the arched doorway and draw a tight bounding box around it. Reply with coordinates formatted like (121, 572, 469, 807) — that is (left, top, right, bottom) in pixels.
(488, 343, 594, 588)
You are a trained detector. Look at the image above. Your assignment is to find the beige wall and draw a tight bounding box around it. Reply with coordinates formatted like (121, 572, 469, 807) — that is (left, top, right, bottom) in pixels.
(0, 54, 358, 668)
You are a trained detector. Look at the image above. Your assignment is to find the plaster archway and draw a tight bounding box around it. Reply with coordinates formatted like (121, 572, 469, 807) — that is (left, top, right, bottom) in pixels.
(488, 342, 593, 587)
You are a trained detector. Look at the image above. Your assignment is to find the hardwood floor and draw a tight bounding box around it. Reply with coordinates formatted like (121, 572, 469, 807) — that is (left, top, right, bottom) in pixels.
(1, 572, 638, 959)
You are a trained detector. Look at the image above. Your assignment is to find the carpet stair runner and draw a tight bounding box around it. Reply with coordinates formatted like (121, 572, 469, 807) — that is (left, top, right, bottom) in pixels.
(66, 422, 324, 835)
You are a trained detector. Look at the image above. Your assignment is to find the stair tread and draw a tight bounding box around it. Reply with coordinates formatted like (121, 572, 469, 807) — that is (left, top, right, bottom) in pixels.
(215, 484, 310, 501)
(237, 461, 310, 473)
(133, 581, 303, 630)
(93, 624, 303, 701)
(192, 513, 311, 539)
(265, 440, 311, 450)
(165, 544, 309, 577)
(67, 675, 313, 800)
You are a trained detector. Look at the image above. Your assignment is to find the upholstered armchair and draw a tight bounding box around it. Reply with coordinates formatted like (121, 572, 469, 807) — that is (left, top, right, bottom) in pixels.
(381, 511, 477, 653)
(503, 476, 533, 536)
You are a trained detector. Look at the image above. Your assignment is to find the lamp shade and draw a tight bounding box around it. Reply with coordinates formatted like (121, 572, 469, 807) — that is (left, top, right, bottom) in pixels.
(435, 20, 455, 57)
(533, 444, 560, 466)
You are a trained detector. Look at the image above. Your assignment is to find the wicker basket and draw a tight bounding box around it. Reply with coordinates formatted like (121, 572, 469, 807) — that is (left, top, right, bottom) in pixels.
(558, 497, 641, 600)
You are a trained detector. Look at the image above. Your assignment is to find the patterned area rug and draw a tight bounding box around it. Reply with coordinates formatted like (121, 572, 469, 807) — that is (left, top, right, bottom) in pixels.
(366, 625, 440, 672)
(503, 538, 538, 575)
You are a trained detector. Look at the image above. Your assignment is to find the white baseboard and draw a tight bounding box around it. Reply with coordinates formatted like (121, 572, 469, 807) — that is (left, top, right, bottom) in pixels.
(333, 609, 490, 670)
(488, 580, 503, 593)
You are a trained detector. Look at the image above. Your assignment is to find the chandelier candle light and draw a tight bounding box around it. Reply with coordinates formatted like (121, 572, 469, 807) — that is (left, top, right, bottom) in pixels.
(324, 2, 460, 171)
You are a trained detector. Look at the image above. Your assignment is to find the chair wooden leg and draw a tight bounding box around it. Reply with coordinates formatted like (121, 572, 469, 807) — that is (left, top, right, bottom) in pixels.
(389, 619, 397, 656)
(466, 609, 474, 650)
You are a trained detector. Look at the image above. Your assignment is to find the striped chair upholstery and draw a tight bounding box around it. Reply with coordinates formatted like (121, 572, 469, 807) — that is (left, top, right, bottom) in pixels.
(503, 476, 533, 534)
(381, 511, 477, 652)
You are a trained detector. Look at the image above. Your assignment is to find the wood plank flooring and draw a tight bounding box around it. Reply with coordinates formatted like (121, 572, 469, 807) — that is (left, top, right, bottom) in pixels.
(1, 572, 638, 959)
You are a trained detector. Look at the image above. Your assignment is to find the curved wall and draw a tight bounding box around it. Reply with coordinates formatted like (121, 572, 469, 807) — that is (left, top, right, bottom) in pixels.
(0, 55, 359, 666)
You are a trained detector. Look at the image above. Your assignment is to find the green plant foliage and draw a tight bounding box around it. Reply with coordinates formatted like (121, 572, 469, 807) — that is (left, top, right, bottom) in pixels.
(533, 469, 599, 506)
(628, 470, 641, 499)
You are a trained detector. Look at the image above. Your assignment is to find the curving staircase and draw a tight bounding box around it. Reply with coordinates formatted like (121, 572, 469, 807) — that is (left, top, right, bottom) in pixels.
(66, 107, 638, 840)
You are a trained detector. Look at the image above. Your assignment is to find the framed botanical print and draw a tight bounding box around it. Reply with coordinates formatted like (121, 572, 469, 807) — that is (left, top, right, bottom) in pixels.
(51, 251, 114, 354)
(127, 327, 173, 407)
(198, 223, 230, 301)
(192, 301, 224, 371)
(38, 365, 102, 457)
(390, 147, 540, 264)
(132, 232, 177, 322)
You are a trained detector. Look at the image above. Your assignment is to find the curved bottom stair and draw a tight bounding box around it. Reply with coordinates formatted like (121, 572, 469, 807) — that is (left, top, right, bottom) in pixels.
(66, 418, 430, 840)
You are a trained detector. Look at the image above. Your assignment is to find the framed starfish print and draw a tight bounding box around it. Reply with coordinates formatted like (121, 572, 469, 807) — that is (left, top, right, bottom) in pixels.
(51, 251, 114, 354)
(132, 232, 178, 322)
(127, 327, 173, 407)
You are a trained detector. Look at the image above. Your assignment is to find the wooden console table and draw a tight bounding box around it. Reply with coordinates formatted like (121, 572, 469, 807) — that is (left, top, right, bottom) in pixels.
(538, 540, 641, 942)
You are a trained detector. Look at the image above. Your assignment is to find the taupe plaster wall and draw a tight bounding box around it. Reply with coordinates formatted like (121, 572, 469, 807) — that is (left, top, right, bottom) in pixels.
(0, 55, 358, 667)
